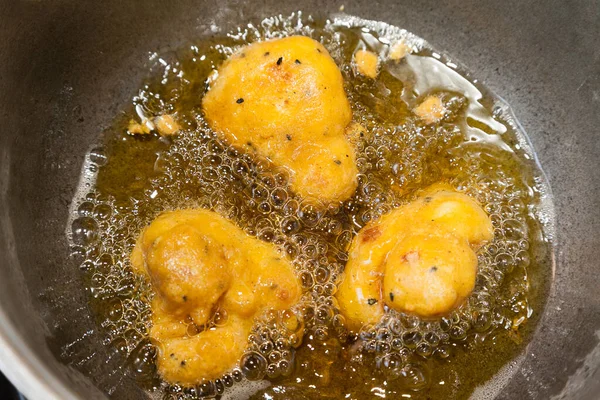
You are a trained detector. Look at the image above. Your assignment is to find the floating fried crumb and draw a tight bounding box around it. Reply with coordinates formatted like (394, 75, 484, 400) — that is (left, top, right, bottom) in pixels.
(153, 114, 181, 136)
(508, 326, 523, 344)
(127, 119, 151, 135)
(353, 49, 379, 79)
(282, 312, 300, 333)
(413, 95, 446, 124)
(389, 40, 410, 61)
(345, 121, 370, 147)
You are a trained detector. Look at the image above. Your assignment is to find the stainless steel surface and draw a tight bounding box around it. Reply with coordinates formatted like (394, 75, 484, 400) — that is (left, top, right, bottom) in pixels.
(0, 0, 598, 398)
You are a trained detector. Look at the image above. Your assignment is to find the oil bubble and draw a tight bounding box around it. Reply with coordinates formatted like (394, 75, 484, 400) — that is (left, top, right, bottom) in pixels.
(67, 12, 550, 399)
(71, 217, 99, 245)
(89, 147, 108, 166)
(241, 352, 267, 381)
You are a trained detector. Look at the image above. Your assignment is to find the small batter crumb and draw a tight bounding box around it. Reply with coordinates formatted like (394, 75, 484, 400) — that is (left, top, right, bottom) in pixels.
(127, 119, 151, 135)
(345, 121, 370, 147)
(353, 49, 379, 79)
(414, 95, 446, 124)
(154, 114, 181, 136)
(389, 40, 410, 61)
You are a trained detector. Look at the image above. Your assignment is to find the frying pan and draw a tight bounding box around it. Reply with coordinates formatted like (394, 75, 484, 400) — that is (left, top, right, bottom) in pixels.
(0, 0, 598, 398)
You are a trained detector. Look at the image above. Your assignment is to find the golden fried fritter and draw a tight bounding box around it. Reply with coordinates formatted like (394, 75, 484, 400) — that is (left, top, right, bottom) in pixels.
(336, 184, 493, 330)
(202, 36, 358, 204)
(131, 209, 302, 385)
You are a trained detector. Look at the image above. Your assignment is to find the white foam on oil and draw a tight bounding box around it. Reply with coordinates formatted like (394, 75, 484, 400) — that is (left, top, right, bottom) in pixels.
(221, 380, 271, 400)
(65, 145, 103, 242)
(470, 352, 525, 399)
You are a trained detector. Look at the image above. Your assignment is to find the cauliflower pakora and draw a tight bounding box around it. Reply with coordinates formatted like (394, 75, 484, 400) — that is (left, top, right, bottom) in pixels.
(202, 36, 358, 205)
(336, 184, 493, 330)
(131, 209, 302, 385)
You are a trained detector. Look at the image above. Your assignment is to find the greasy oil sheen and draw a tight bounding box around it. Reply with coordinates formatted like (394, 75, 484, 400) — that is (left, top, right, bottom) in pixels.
(67, 13, 554, 400)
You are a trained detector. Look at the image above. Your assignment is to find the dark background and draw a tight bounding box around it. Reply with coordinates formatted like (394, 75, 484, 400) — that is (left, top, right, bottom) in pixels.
(0, 373, 22, 399)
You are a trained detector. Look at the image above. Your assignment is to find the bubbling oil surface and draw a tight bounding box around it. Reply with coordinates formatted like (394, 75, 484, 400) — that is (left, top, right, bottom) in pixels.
(68, 13, 553, 400)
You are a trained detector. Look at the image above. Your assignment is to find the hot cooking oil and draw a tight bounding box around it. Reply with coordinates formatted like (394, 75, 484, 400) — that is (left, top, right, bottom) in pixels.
(67, 12, 554, 400)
